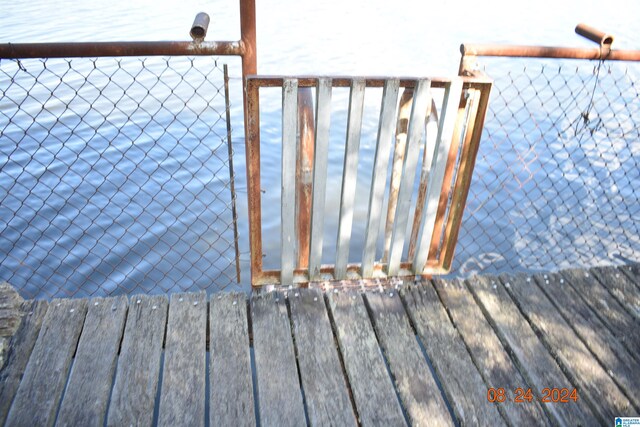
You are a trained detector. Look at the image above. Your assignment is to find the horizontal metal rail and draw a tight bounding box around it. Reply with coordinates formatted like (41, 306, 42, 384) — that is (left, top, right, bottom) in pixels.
(0, 41, 244, 58)
(461, 43, 640, 61)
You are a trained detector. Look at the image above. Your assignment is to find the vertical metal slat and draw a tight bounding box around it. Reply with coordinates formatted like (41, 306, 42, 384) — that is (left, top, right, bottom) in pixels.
(281, 78, 298, 285)
(413, 78, 464, 273)
(387, 79, 432, 276)
(334, 78, 366, 279)
(308, 78, 333, 280)
(361, 79, 400, 278)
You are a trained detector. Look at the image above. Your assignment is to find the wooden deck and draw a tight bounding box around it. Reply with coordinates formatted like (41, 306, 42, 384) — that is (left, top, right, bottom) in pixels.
(1, 265, 639, 426)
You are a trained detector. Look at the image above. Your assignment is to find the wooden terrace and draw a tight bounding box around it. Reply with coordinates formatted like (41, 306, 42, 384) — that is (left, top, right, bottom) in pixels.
(1, 264, 639, 426)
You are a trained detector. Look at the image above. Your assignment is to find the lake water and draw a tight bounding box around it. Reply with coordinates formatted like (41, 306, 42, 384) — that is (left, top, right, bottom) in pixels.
(1, 0, 639, 297)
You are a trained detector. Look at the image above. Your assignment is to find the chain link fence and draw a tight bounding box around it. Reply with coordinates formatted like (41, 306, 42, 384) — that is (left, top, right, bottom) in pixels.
(0, 56, 240, 299)
(452, 58, 640, 276)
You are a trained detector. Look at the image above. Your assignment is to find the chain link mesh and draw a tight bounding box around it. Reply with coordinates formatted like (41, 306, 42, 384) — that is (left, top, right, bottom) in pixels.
(0, 56, 240, 298)
(453, 58, 640, 275)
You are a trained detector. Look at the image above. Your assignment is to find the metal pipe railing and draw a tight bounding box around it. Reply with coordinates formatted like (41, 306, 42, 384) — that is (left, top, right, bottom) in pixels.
(0, 41, 243, 58)
(460, 43, 640, 61)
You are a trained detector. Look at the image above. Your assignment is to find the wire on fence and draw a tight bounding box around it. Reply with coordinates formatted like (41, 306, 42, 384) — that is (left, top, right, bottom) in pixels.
(0, 56, 241, 298)
(453, 58, 640, 275)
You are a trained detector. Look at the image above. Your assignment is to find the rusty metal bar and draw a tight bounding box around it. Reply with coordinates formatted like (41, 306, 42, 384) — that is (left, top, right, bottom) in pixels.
(223, 64, 241, 283)
(0, 41, 242, 58)
(245, 78, 263, 285)
(256, 262, 450, 286)
(296, 88, 315, 270)
(439, 83, 492, 271)
(460, 43, 640, 61)
(575, 23, 614, 46)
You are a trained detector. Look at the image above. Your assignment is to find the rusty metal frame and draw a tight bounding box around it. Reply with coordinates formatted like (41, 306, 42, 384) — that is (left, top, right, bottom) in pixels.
(246, 75, 493, 287)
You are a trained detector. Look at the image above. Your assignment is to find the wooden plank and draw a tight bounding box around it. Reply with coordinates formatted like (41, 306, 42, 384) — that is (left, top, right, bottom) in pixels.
(591, 266, 640, 321)
(289, 288, 357, 426)
(335, 78, 366, 279)
(56, 296, 128, 426)
(0, 282, 23, 337)
(534, 272, 640, 409)
(413, 79, 463, 273)
(0, 300, 48, 425)
(281, 78, 299, 285)
(5, 298, 87, 427)
(387, 79, 432, 276)
(466, 275, 599, 426)
(209, 293, 255, 427)
(308, 78, 333, 280)
(400, 283, 506, 425)
(562, 268, 640, 358)
(107, 294, 168, 427)
(432, 278, 550, 425)
(252, 292, 306, 427)
(501, 273, 634, 420)
(327, 291, 406, 426)
(365, 291, 453, 426)
(158, 291, 207, 427)
(361, 79, 400, 278)
(621, 263, 640, 286)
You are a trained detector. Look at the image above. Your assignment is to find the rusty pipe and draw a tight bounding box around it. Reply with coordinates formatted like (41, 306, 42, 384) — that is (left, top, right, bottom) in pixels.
(0, 41, 243, 58)
(296, 87, 315, 270)
(460, 43, 640, 61)
(575, 23, 614, 47)
(190, 12, 210, 42)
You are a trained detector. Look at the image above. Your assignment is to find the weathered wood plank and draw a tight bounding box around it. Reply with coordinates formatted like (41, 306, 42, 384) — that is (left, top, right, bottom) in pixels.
(365, 290, 453, 426)
(107, 294, 168, 427)
(361, 79, 400, 278)
(209, 293, 255, 427)
(289, 288, 357, 426)
(591, 266, 640, 321)
(534, 272, 640, 410)
(158, 292, 207, 427)
(0, 300, 48, 425)
(327, 291, 406, 426)
(562, 268, 640, 358)
(335, 78, 366, 279)
(401, 283, 506, 426)
(501, 273, 634, 420)
(467, 275, 599, 426)
(56, 296, 128, 427)
(252, 292, 306, 427)
(620, 263, 640, 286)
(281, 78, 299, 285)
(387, 79, 432, 276)
(5, 298, 88, 427)
(308, 78, 333, 280)
(413, 79, 463, 273)
(0, 282, 23, 338)
(433, 278, 550, 426)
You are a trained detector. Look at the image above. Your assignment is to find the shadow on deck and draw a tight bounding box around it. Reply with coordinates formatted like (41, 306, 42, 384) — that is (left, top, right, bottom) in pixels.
(1, 265, 639, 426)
